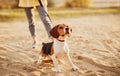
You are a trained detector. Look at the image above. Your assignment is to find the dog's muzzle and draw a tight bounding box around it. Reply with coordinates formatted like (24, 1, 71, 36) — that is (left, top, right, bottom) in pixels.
(65, 27, 72, 34)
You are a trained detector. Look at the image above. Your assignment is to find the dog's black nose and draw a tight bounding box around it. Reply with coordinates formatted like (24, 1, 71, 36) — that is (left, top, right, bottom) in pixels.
(65, 28, 69, 31)
(65, 28, 69, 34)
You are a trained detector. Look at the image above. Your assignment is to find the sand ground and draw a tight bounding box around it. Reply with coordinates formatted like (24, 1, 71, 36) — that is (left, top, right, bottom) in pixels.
(0, 14, 120, 76)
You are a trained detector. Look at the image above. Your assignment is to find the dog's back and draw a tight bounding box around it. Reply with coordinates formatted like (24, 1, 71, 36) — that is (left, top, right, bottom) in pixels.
(41, 42, 54, 56)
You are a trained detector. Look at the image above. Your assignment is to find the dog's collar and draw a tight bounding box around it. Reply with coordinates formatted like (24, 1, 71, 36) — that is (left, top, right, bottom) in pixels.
(57, 39, 65, 42)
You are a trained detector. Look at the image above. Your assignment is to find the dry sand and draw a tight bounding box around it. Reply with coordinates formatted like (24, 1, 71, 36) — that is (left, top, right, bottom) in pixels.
(0, 14, 120, 76)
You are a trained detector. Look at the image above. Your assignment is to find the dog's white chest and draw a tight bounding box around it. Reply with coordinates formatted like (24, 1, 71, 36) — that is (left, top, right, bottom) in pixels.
(53, 39, 68, 54)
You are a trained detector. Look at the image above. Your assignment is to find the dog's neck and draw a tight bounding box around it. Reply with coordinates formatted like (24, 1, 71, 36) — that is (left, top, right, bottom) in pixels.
(53, 38, 66, 43)
(56, 38, 65, 42)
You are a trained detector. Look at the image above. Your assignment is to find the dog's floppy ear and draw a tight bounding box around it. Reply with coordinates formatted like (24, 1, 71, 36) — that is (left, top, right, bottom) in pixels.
(49, 25, 59, 38)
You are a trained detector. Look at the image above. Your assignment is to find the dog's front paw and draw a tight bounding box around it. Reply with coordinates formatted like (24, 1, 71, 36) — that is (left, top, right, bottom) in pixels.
(72, 66, 79, 71)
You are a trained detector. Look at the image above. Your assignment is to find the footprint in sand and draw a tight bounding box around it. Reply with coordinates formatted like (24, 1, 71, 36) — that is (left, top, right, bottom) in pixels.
(22, 66, 36, 72)
(77, 56, 84, 60)
(97, 70, 105, 73)
(85, 70, 93, 73)
(96, 70, 106, 76)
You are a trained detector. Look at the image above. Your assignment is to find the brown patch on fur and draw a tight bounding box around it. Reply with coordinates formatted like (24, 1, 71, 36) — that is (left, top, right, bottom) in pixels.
(49, 25, 59, 38)
(41, 50, 48, 58)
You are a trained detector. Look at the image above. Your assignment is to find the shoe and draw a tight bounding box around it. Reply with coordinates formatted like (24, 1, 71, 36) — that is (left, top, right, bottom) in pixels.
(32, 41, 36, 49)
(32, 41, 42, 49)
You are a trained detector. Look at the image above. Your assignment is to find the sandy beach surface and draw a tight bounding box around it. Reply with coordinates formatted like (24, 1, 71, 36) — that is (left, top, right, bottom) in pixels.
(0, 14, 120, 76)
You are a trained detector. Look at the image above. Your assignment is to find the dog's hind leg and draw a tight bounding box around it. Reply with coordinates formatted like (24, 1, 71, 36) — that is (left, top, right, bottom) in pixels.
(37, 54, 43, 65)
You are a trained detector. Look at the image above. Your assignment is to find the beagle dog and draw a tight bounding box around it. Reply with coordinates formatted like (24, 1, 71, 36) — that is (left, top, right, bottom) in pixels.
(37, 24, 79, 72)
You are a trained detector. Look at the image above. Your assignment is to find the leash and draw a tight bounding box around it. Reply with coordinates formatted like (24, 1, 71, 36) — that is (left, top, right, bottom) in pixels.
(38, 0, 53, 25)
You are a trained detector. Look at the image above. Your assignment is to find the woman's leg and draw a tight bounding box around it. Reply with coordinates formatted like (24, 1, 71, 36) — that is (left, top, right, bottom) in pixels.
(24, 7, 36, 47)
(36, 6, 52, 38)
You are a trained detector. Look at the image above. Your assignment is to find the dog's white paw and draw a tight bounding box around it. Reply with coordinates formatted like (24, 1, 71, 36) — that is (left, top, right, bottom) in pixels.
(72, 66, 79, 71)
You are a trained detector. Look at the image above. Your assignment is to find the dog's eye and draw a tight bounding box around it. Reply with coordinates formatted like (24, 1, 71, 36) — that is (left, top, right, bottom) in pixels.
(59, 27, 63, 29)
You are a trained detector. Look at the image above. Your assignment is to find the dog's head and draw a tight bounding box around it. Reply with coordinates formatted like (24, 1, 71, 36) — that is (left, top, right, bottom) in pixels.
(50, 24, 72, 39)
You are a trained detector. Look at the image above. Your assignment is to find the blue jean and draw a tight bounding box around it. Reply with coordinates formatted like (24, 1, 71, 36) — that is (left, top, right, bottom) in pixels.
(24, 6, 52, 38)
